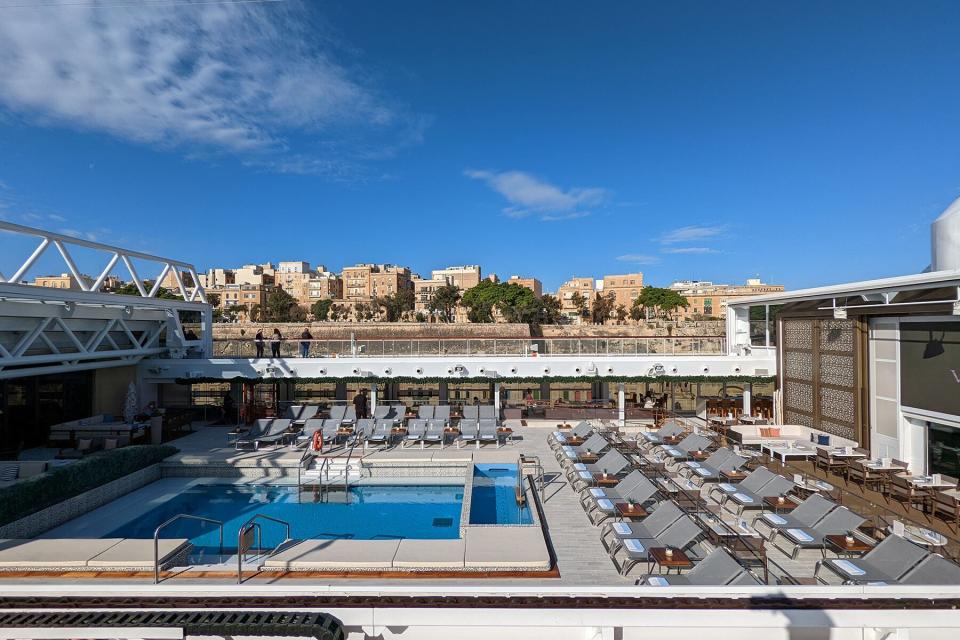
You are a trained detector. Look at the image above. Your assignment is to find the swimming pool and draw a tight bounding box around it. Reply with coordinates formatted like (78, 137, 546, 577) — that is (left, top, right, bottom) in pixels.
(469, 464, 533, 525)
(106, 484, 464, 559)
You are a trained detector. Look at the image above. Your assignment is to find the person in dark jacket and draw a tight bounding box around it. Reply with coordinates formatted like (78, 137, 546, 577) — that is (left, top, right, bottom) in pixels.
(254, 329, 265, 358)
(270, 328, 283, 358)
(299, 328, 313, 358)
(353, 389, 369, 420)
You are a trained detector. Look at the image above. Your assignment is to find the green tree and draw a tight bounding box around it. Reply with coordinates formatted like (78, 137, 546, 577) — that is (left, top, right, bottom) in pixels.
(616, 304, 628, 325)
(629, 303, 643, 322)
(461, 280, 501, 322)
(428, 284, 461, 323)
(415, 311, 427, 323)
(115, 281, 179, 300)
(261, 288, 301, 322)
(311, 298, 333, 321)
(329, 303, 345, 321)
(539, 294, 563, 325)
(591, 292, 616, 324)
(206, 292, 221, 307)
(570, 292, 589, 319)
(632, 286, 689, 320)
(374, 289, 415, 322)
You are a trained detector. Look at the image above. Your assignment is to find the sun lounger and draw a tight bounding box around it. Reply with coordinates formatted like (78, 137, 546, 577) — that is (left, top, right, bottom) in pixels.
(373, 405, 391, 420)
(558, 432, 611, 463)
(477, 419, 499, 448)
(640, 420, 686, 446)
(708, 467, 777, 503)
(817, 534, 929, 584)
(551, 421, 594, 448)
(462, 405, 480, 421)
(434, 405, 451, 422)
(403, 419, 428, 448)
(297, 418, 325, 448)
(683, 450, 748, 484)
(424, 419, 446, 447)
(584, 473, 658, 524)
(365, 419, 395, 448)
(614, 515, 704, 575)
(321, 419, 344, 445)
(643, 547, 760, 586)
(342, 406, 357, 424)
(723, 473, 796, 515)
(417, 405, 435, 420)
(601, 501, 686, 553)
(568, 449, 631, 488)
(354, 418, 375, 448)
(775, 506, 867, 559)
(478, 405, 497, 423)
(899, 552, 960, 585)
(755, 494, 837, 540)
(284, 404, 319, 426)
(458, 419, 479, 448)
(235, 419, 293, 449)
(328, 405, 347, 423)
(658, 433, 712, 464)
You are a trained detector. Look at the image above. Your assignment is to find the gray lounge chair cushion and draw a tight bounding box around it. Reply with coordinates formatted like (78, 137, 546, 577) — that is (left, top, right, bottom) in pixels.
(651, 548, 754, 586)
(900, 553, 960, 585)
(760, 494, 836, 531)
(610, 501, 684, 540)
(417, 405, 434, 420)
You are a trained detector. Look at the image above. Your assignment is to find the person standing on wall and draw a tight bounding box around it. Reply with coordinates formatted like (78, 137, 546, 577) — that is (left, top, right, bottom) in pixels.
(270, 328, 283, 358)
(300, 327, 313, 358)
(254, 328, 265, 358)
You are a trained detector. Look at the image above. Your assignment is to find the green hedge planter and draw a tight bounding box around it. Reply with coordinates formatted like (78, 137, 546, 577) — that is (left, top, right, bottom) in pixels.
(0, 444, 178, 527)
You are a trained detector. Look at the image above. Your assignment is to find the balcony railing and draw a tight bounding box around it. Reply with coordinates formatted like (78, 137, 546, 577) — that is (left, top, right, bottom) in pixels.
(210, 336, 726, 359)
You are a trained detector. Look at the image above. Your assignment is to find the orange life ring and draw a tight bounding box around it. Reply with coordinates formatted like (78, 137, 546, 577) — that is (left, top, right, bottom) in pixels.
(312, 430, 322, 452)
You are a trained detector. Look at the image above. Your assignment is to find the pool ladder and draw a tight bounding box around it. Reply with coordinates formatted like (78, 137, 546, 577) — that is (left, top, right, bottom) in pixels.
(237, 513, 291, 584)
(153, 514, 224, 584)
(520, 454, 546, 501)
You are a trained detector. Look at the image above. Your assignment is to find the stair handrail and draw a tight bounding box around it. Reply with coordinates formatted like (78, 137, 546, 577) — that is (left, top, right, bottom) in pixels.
(154, 514, 223, 584)
(236, 513, 293, 584)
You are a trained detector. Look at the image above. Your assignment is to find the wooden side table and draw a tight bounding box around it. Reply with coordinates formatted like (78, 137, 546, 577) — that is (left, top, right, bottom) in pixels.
(648, 547, 693, 575)
(615, 503, 649, 521)
(763, 496, 798, 513)
(824, 534, 872, 558)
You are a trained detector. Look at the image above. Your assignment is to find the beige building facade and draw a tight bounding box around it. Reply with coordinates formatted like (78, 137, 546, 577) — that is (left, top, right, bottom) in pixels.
(31, 273, 95, 290)
(431, 265, 481, 290)
(506, 275, 542, 297)
(670, 278, 785, 319)
(556, 277, 597, 322)
(601, 272, 644, 310)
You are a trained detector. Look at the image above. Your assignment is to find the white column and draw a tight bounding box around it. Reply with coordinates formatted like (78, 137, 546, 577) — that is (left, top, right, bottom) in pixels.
(743, 383, 752, 417)
(617, 383, 625, 428)
(370, 385, 378, 416)
(493, 382, 501, 421)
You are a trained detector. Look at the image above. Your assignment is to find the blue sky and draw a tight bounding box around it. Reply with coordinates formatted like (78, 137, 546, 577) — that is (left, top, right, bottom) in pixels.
(1, 0, 959, 292)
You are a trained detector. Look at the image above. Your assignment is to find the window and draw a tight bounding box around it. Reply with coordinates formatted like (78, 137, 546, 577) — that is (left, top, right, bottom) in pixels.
(928, 422, 960, 477)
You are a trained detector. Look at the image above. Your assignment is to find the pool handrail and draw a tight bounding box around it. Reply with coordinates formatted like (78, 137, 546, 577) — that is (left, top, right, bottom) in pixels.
(237, 514, 292, 584)
(153, 513, 224, 584)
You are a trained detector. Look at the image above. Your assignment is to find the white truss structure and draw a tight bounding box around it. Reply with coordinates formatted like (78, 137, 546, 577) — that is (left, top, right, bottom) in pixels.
(0, 220, 207, 303)
(0, 224, 211, 379)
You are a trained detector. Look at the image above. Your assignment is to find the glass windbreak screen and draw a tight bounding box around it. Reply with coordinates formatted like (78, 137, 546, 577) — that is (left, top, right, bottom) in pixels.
(900, 322, 960, 417)
(749, 306, 767, 346)
(928, 422, 960, 477)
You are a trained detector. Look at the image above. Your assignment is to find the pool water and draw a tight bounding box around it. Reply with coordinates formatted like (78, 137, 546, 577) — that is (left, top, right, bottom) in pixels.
(469, 464, 533, 525)
(107, 484, 464, 559)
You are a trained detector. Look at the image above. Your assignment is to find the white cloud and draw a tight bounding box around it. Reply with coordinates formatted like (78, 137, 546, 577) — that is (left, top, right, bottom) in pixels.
(659, 225, 724, 244)
(662, 247, 719, 254)
(465, 169, 606, 221)
(616, 254, 660, 264)
(0, 3, 420, 176)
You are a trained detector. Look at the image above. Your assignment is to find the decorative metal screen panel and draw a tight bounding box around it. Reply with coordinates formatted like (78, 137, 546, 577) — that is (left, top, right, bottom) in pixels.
(781, 317, 859, 442)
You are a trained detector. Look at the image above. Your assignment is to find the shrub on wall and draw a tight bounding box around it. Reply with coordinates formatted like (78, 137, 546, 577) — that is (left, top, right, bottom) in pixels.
(0, 445, 178, 527)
